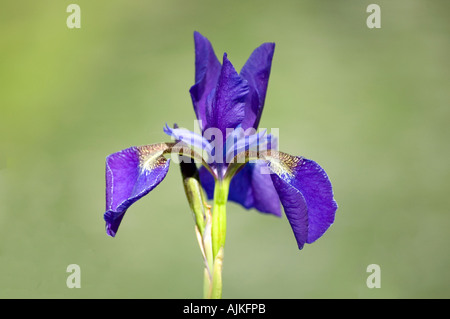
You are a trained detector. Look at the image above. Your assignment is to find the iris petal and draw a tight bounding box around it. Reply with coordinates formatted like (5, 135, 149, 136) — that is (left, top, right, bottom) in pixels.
(271, 175, 308, 249)
(226, 150, 337, 249)
(228, 164, 254, 209)
(225, 129, 267, 163)
(205, 53, 249, 141)
(229, 162, 282, 216)
(251, 161, 282, 216)
(199, 165, 215, 200)
(163, 124, 213, 159)
(240, 42, 275, 130)
(189, 32, 222, 130)
(199, 161, 281, 217)
(104, 143, 209, 237)
(104, 145, 172, 237)
(266, 153, 337, 248)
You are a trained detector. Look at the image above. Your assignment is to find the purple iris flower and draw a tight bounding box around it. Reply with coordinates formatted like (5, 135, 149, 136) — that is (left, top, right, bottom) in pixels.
(104, 32, 337, 250)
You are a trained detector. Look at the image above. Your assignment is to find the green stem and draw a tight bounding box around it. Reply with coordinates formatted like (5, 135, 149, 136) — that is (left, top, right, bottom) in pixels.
(208, 179, 229, 299)
(211, 247, 224, 299)
(212, 179, 229, 259)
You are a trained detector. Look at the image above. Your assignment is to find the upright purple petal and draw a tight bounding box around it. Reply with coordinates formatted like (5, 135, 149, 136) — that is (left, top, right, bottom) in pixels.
(205, 53, 249, 141)
(240, 43, 275, 130)
(104, 145, 171, 237)
(265, 153, 337, 249)
(189, 32, 222, 130)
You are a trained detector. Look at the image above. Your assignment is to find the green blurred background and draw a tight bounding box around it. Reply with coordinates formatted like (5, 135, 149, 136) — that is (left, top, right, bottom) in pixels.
(1, 0, 449, 298)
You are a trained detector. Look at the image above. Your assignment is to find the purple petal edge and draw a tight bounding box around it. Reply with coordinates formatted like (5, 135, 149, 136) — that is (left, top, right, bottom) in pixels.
(240, 42, 275, 130)
(104, 146, 171, 237)
(205, 53, 249, 140)
(270, 156, 337, 249)
(189, 32, 222, 129)
(199, 163, 281, 217)
(228, 162, 282, 216)
(271, 175, 308, 249)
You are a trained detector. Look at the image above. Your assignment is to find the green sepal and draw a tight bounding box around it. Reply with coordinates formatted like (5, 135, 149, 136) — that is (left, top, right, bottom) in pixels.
(180, 160, 209, 235)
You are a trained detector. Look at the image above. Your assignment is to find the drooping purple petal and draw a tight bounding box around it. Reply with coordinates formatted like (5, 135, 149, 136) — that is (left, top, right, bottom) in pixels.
(271, 175, 308, 249)
(228, 161, 282, 216)
(189, 32, 222, 130)
(251, 161, 282, 216)
(205, 53, 249, 141)
(228, 163, 254, 209)
(104, 145, 171, 237)
(290, 158, 337, 244)
(240, 42, 275, 130)
(199, 165, 215, 200)
(266, 153, 337, 248)
(199, 162, 281, 217)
